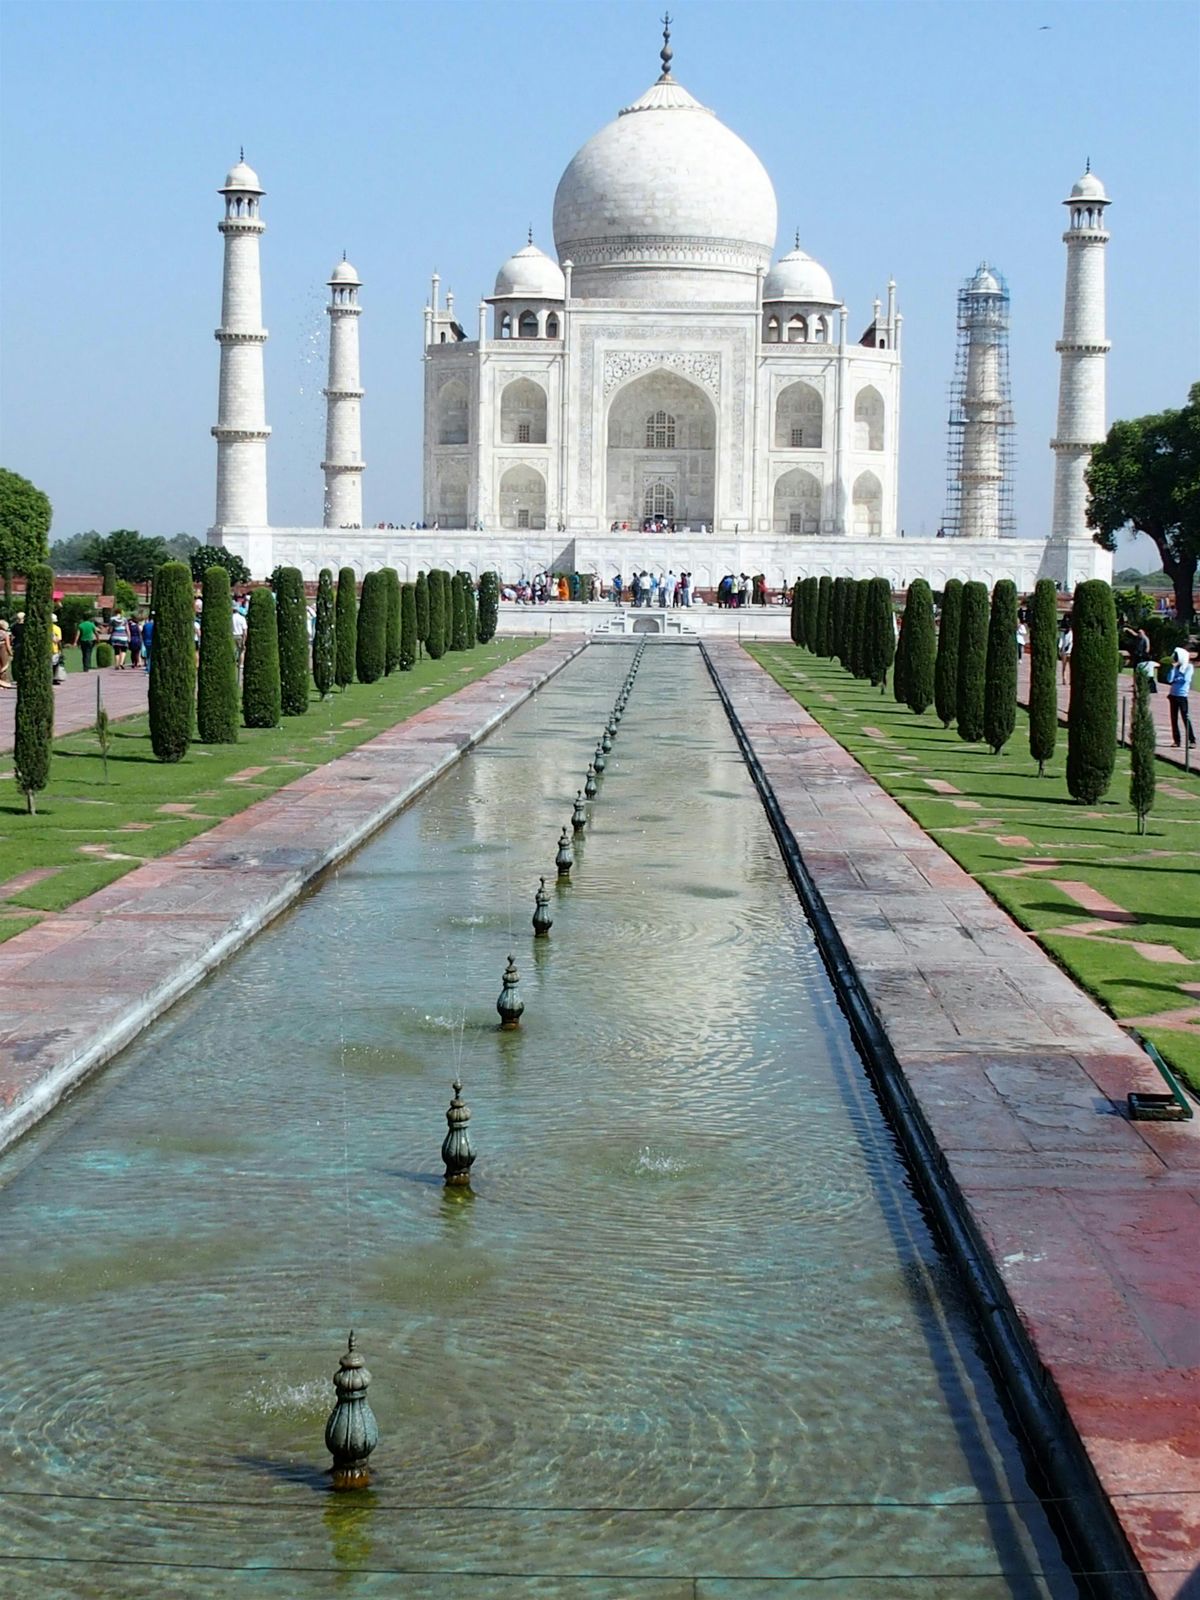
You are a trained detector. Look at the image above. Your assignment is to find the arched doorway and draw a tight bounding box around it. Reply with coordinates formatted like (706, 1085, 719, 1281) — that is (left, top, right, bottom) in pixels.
(604, 369, 716, 529)
(499, 464, 547, 529)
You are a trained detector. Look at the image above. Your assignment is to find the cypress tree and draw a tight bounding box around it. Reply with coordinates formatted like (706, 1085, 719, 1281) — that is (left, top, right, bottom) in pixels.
(460, 572, 477, 648)
(335, 567, 357, 689)
(450, 573, 468, 651)
(356, 570, 387, 683)
(830, 576, 848, 662)
(415, 570, 430, 655)
(903, 579, 936, 716)
(102, 561, 117, 618)
(312, 568, 335, 699)
(242, 586, 281, 728)
(803, 576, 820, 650)
(983, 579, 1018, 754)
(275, 566, 309, 716)
(790, 578, 805, 646)
(1129, 667, 1156, 834)
(13, 562, 54, 812)
(851, 580, 870, 678)
(147, 561, 195, 762)
(426, 567, 447, 659)
(1066, 579, 1118, 804)
(384, 567, 401, 673)
(1028, 578, 1059, 776)
(196, 565, 238, 744)
(400, 581, 417, 670)
(956, 580, 988, 743)
(816, 575, 833, 656)
(893, 610, 909, 704)
(866, 577, 896, 690)
(934, 579, 963, 728)
(478, 571, 499, 643)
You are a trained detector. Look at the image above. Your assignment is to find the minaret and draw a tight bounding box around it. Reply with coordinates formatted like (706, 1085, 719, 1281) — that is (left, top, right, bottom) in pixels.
(322, 257, 365, 529)
(212, 155, 270, 529)
(957, 265, 1011, 539)
(1050, 166, 1110, 540)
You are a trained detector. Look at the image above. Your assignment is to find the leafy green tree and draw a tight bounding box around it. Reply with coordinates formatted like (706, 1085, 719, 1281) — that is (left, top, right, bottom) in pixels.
(400, 581, 417, 669)
(85, 529, 168, 583)
(850, 579, 870, 678)
(790, 578, 805, 647)
(335, 567, 357, 689)
(1028, 578, 1059, 776)
(356, 570, 387, 683)
(242, 587, 281, 728)
(415, 570, 430, 654)
(48, 530, 96, 571)
(450, 572, 468, 651)
(147, 561, 195, 762)
(934, 579, 963, 728)
(426, 568, 447, 659)
(461, 572, 477, 647)
(164, 533, 201, 562)
(1066, 579, 1118, 803)
(956, 581, 988, 743)
(1129, 667, 1156, 834)
(13, 562, 54, 811)
(0, 469, 52, 611)
(815, 575, 833, 656)
(478, 571, 499, 643)
(983, 579, 1018, 754)
(312, 568, 335, 699)
(191, 544, 250, 587)
(384, 568, 402, 673)
(196, 566, 239, 744)
(1087, 382, 1199, 622)
(830, 576, 849, 662)
(274, 567, 309, 715)
(903, 579, 936, 716)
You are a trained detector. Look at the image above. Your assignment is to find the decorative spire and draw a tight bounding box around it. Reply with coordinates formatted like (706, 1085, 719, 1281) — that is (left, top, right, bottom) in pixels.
(658, 12, 673, 79)
(1085, 155, 1091, 173)
(795, 228, 800, 250)
(527, 224, 533, 246)
(441, 1078, 476, 1183)
(239, 146, 244, 163)
(497, 956, 525, 1029)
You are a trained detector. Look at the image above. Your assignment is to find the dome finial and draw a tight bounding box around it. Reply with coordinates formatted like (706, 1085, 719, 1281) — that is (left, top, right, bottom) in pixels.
(528, 223, 533, 246)
(239, 145, 244, 163)
(794, 227, 800, 250)
(1085, 155, 1091, 173)
(659, 11, 673, 79)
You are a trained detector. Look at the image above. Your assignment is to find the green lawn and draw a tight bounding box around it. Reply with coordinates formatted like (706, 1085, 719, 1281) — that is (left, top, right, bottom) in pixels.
(0, 639, 537, 931)
(749, 643, 1200, 1096)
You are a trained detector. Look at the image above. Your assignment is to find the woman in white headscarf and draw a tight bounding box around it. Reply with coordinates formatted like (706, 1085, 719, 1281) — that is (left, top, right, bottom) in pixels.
(1167, 645, 1195, 748)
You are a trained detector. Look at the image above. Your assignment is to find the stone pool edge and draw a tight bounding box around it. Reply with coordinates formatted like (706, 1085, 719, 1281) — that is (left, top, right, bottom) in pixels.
(0, 636, 586, 1156)
(702, 640, 1200, 1600)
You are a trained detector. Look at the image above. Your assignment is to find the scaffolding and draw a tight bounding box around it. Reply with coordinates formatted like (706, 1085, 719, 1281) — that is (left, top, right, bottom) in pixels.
(943, 263, 1016, 539)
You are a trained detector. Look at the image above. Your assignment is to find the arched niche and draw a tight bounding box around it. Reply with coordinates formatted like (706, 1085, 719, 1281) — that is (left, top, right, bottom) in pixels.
(774, 381, 823, 450)
(604, 369, 716, 529)
(499, 464, 546, 530)
(773, 467, 822, 534)
(853, 470, 883, 536)
(436, 462, 468, 527)
(500, 378, 548, 444)
(437, 379, 469, 445)
(854, 386, 884, 451)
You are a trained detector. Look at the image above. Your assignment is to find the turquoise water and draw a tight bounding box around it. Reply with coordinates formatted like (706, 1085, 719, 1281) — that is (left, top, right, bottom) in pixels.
(0, 647, 1076, 1597)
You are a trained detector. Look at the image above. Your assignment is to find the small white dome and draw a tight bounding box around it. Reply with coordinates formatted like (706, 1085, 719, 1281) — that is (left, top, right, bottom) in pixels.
(1070, 169, 1107, 201)
(493, 241, 565, 300)
(222, 158, 262, 192)
(968, 263, 1002, 294)
(329, 258, 361, 285)
(763, 245, 835, 304)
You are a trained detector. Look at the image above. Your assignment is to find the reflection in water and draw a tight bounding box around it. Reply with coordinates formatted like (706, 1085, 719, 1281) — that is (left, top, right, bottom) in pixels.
(0, 648, 1076, 1597)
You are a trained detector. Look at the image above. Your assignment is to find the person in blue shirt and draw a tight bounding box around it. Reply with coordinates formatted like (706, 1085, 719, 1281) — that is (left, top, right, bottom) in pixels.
(1167, 646, 1195, 748)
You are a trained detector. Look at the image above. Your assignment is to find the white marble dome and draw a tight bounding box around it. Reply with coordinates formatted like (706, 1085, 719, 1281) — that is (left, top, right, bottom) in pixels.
(764, 245, 836, 304)
(329, 258, 360, 285)
(1070, 169, 1107, 201)
(968, 263, 1002, 294)
(493, 241, 566, 300)
(222, 159, 262, 192)
(552, 74, 777, 301)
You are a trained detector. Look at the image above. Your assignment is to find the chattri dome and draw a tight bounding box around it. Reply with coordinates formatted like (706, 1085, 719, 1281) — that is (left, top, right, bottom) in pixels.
(222, 158, 262, 193)
(329, 258, 361, 285)
(493, 241, 566, 300)
(967, 263, 1002, 294)
(764, 245, 836, 305)
(1069, 169, 1107, 201)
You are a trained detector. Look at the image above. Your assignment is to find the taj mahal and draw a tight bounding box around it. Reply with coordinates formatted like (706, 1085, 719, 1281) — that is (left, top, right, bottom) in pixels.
(208, 23, 1111, 594)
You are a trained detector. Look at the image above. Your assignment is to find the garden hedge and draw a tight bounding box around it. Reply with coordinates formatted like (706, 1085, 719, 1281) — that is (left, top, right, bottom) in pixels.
(1066, 579, 1118, 803)
(243, 586, 281, 728)
(956, 580, 989, 743)
(197, 565, 238, 744)
(148, 561, 195, 762)
(13, 563, 54, 811)
(335, 567, 357, 689)
(312, 568, 335, 699)
(934, 579, 963, 729)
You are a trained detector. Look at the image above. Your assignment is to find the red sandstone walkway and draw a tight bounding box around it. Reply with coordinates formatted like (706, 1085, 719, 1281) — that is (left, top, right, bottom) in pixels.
(706, 640, 1200, 1598)
(1017, 656, 1197, 774)
(0, 637, 584, 1149)
(0, 663, 148, 756)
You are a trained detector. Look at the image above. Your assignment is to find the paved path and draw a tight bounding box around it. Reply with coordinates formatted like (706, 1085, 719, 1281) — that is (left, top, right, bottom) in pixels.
(0, 637, 584, 1150)
(1017, 656, 1197, 773)
(0, 664, 148, 756)
(705, 640, 1199, 1599)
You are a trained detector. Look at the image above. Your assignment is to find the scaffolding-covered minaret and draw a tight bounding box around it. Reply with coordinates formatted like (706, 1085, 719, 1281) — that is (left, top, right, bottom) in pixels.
(1051, 167, 1110, 541)
(944, 264, 1014, 539)
(322, 257, 365, 529)
(212, 155, 270, 530)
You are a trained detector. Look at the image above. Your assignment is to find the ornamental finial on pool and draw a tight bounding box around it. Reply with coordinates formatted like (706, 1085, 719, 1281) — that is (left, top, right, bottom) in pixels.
(442, 1078, 475, 1184)
(324, 1330, 379, 1490)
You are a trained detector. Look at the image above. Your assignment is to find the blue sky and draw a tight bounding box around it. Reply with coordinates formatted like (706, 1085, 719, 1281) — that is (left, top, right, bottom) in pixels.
(2, 0, 1196, 568)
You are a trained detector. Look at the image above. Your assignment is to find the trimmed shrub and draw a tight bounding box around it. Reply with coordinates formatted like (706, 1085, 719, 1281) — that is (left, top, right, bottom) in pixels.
(426, 567, 447, 659)
(983, 579, 1018, 754)
(101, 561, 117, 610)
(893, 611, 909, 704)
(830, 576, 848, 662)
(356, 570, 387, 683)
(275, 566, 309, 716)
(415, 570, 430, 652)
(956, 581, 988, 742)
(1028, 578, 1058, 776)
(242, 586, 281, 728)
(1129, 668, 1156, 834)
(478, 571, 499, 643)
(13, 562, 54, 811)
(400, 581, 417, 670)
(934, 579, 963, 728)
(790, 579, 805, 647)
(461, 573, 477, 647)
(450, 573, 468, 651)
(850, 580, 870, 678)
(95, 641, 114, 668)
(384, 567, 401, 674)
(335, 567, 357, 688)
(312, 568, 335, 699)
(114, 578, 139, 616)
(802, 577, 819, 650)
(865, 578, 896, 689)
(903, 579, 936, 716)
(196, 565, 238, 744)
(147, 561, 195, 762)
(1066, 579, 1118, 804)
(815, 575, 833, 656)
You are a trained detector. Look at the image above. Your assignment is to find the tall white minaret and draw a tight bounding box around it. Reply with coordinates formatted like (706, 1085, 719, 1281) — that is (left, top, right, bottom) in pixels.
(1050, 166, 1110, 540)
(322, 257, 365, 528)
(958, 265, 1009, 539)
(212, 155, 270, 529)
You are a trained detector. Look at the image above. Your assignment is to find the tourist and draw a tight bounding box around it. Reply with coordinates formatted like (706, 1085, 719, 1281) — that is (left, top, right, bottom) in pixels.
(661, 570, 673, 608)
(128, 614, 143, 670)
(231, 603, 248, 674)
(1057, 617, 1072, 683)
(0, 617, 13, 688)
(1167, 646, 1195, 749)
(681, 572, 691, 607)
(740, 574, 752, 608)
(630, 571, 641, 608)
(75, 612, 98, 671)
(109, 609, 130, 668)
(51, 612, 66, 685)
(10, 611, 24, 667)
(1016, 618, 1028, 661)
(612, 572, 623, 606)
(141, 613, 154, 674)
